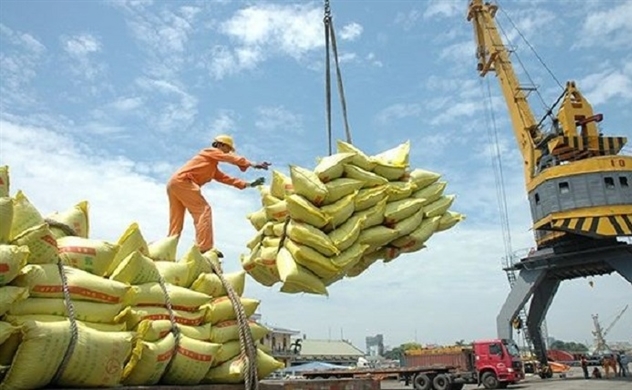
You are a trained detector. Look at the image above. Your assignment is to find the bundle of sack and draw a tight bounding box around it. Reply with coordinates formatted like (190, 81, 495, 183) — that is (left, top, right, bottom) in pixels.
(242, 140, 465, 295)
(0, 165, 283, 390)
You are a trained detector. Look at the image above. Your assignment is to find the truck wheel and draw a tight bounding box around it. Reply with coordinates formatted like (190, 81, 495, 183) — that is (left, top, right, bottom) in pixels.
(432, 374, 451, 390)
(413, 373, 432, 390)
(481, 372, 499, 389)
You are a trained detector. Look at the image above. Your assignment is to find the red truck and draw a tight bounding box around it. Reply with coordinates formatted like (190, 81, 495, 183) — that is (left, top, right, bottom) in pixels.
(403, 339, 524, 389)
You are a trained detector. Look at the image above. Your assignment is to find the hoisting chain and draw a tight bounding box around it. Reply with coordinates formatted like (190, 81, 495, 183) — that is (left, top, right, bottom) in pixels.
(324, 0, 352, 156)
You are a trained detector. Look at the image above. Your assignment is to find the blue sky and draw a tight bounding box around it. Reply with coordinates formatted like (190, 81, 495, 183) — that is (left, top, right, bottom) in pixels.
(1, 0, 631, 352)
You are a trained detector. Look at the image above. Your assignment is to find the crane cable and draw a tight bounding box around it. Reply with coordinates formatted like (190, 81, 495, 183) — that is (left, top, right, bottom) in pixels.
(324, 0, 353, 156)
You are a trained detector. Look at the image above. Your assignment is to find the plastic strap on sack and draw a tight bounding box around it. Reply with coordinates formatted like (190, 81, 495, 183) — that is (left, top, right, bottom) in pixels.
(45, 218, 78, 237)
(157, 275, 181, 374)
(51, 259, 80, 384)
(275, 217, 291, 255)
(207, 258, 259, 390)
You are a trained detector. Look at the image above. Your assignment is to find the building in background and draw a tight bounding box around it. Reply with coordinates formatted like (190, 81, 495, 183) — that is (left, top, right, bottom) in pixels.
(366, 334, 385, 356)
(252, 313, 301, 367)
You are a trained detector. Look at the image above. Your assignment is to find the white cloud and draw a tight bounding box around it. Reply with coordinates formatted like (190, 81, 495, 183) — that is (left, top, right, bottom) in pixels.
(423, 1, 462, 19)
(366, 52, 383, 67)
(576, 0, 632, 49)
(376, 103, 421, 124)
(394, 9, 422, 31)
(339, 22, 363, 41)
(135, 77, 198, 133)
(61, 33, 106, 82)
(209, 109, 237, 135)
(581, 68, 632, 106)
(108, 96, 144, 112)
(255, 106, 303, 133)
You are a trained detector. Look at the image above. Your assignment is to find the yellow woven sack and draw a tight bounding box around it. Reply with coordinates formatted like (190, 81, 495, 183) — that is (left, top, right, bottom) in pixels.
(5, 314, 127, 332)
(0, 321, 18, 345)
(345, 252, 380, 278)
(289, 165, 328, 206)
(136, 319, 211, 342)
(10, 223, 58, 264)
(46, 201, 89, 239)
(0, 245, 29, 285)
(262, 192, 282, 207)
(355, 185, 388, 211)
(0, 320, 134, 389)
(123, 332, 175, 386)
(324, 178, 364, 205)
(373, 164, 406, 181)
(213, 340, 241, 367)
(358, 226, 399, 249)
(371, 140, 410, 167)
(0, 165, 8, 197)
(313, 152, 355, 183)
(106, 222, 149, 276)
(264, 200, 289, 222)
(406, 168, 441, 189)
(8, 298, 124, 324)
(247, 208, 268, 230)
(284, 239, 338, 279)
(0, 197, 13, 243)
(384, 198, 424, 225)
(125, 282, 211, 312)
(190, 270, 246, 298)
(246, 230, 264, 250)
(271, 170, 294, 199)
(0, 286, 29, 316)
(204, 296, 260, 324)
(13, 263, 130, 304)
(331, 242, 369, 271)
(286, 220, 339, 257)
(276, 247, 328, 295)
(264, 221, 285, 237)
(204, 348, 284, 384)
(210, 320, 269, 344)
(392, 216, 440, 249)
(437, 211, 466, 232)
(286, 194, 330, 228)
(155, 245, 217, 288)
(321, 191, 357, 228)
(411, 181, 447, 205)
(122, 306, 207, 329)
(352, 197, 387, 228)
(111, 250, 162, 285)
(386, 181, 416, 202)
(161, 336, 222, 385)
(424, 195, 456, 218)
(147, 235, 179, 261)
(262, 237, 281, 250)
(10, 190, 44, 241)
(240, 251, 279, 287)
(344, 164, 389, 188)
(57, 236, 119, 277)
(328, 215, 365, 252)
(393, 209, 425, 238)
(336, 140, 376, 171)
(400, 241, 427, 254)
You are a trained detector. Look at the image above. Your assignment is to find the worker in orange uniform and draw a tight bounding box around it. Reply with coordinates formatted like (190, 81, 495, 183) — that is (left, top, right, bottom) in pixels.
(167, 134, 270, 257)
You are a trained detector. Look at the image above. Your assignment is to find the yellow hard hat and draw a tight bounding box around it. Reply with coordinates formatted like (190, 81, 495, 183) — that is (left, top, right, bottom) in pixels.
(213, 134, 235, 151)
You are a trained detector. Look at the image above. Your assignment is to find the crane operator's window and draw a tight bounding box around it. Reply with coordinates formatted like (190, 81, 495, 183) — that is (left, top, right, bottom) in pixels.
(558, 182, 570, 194)
(620, 176, 629, 187)
(534, 193, 540, 204)
(604, 177, 615, 189)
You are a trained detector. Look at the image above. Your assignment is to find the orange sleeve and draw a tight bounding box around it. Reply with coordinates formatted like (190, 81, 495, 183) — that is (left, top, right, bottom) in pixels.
(214, 169, 248, 190)
(203, 148, 251, 171)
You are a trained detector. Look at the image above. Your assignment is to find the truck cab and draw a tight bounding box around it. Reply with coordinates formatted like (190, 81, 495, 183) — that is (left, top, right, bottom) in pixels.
(472, 339, 524, 389)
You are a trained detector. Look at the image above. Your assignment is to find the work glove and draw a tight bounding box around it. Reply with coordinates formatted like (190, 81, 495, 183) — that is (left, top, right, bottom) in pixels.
(249, 177, 265, 187)
(252, 161, 271, 170)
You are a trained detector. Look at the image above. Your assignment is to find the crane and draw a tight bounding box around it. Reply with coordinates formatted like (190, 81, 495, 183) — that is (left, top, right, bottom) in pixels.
(591, 305, 628, 356)
(466, 0, 632, 374)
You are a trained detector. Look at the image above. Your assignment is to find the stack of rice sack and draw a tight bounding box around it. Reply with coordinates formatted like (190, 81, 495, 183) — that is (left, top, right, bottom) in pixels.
(0, 165, 282, 389)
(242, 140, 465, 295)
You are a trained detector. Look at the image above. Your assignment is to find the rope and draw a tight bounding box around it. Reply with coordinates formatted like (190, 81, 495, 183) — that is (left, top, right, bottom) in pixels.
(324, 0, 333, 156)
(328, 20, 352, 145)
(323, 0, 353, 154)
(45, 218, 78, 237)
(51, 259, 80, 384)
(275, 217, 291, 255)
(208, 259, 259, 390)
(157, 275, 181, 375)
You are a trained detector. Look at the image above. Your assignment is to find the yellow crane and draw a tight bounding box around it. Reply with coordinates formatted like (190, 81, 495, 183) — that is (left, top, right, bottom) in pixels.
(466, 0, 632, 375)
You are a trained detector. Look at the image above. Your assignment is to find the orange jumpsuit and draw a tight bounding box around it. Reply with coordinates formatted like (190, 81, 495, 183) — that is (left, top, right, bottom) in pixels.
(167, 148, 251, 252)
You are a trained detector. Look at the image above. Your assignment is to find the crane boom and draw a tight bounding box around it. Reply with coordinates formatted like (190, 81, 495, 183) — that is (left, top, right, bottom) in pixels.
(467, 0, 632, 248)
